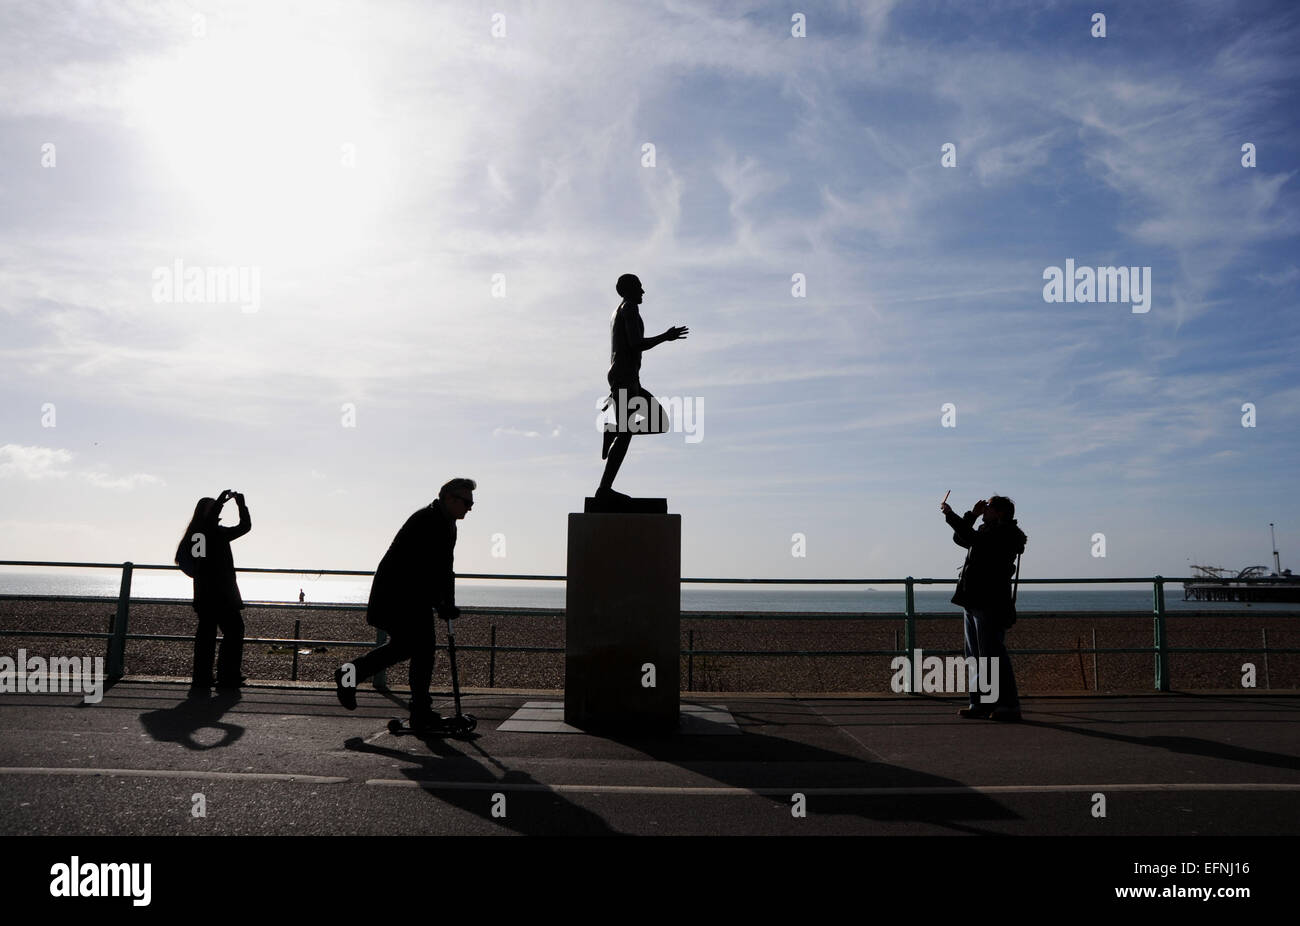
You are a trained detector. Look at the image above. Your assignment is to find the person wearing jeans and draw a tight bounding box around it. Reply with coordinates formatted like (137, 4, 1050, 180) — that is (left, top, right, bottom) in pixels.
(962, 605, 1021, 718)
(942, 495, 1027, 721)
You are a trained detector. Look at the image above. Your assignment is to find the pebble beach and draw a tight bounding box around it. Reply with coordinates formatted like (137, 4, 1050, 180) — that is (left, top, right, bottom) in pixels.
(2, 595, 1296, 693)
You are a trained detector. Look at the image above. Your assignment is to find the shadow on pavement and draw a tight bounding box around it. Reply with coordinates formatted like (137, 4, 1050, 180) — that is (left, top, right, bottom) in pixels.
(1024, 716, 1300, 772)
(139, 692, 245, 751)
(598, 701, 1019, 834)
(345, 697, 1020, 834)
(344, 732, 619, 835)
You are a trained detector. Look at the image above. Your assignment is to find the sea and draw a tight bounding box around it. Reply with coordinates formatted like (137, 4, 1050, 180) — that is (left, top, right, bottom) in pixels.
(1, 568, 1293, 613)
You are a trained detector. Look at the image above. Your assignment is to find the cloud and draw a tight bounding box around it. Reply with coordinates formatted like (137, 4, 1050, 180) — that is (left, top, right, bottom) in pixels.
(0, 444, 161, 491)
(1255, 265, 1299, 288)
(0, 444, 72, 480)
(81, 471, 164, 491)
(973, 128, 1064, 186)
(1, 1, 1297, 578)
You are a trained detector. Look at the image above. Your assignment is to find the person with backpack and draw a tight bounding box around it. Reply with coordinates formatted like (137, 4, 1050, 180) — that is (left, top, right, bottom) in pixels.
(941, 495, 1026, 721)
(175, 490, 252, 696)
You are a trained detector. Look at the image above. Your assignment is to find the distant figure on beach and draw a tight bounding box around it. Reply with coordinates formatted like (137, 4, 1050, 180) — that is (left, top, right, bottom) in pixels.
(941, 495, 1026, 721)
(174, 490, 252, 697)
(298, 588, 305, 604)
(596, 273, 687, 504)
(334, 478, 474, 731)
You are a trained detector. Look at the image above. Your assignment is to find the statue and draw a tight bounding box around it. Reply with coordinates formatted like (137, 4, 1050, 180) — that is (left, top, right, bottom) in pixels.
(593, 273, 687, 511)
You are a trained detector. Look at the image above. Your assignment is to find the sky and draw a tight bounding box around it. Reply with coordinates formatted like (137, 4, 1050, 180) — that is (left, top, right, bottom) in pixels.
(1, 0, 1298, 588)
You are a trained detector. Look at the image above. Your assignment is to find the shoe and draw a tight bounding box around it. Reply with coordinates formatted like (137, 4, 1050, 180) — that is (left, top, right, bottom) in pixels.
(214, 675, 248, 691)
(958, 706, 992, 719)
(187, 685, 211, 699)
(409, 709, 447, 733)
(989, 708, 1023, 722)
(334, 667, 356, 711)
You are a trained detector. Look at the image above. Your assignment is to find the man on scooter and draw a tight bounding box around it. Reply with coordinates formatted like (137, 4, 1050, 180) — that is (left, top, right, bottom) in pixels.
(335, 477, 474, 731)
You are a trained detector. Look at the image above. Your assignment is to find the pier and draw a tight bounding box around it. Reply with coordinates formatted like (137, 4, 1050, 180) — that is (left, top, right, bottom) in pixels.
(1183, 580, 1300, 603)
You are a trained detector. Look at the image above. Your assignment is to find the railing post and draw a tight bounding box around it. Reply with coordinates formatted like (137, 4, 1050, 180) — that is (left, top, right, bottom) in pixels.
(904, 577, 916, 693)
(1153, 575, 1168, 691)
(107, 562, 133, 680)
(1262, 628, 1270, 689)
(489, 624, 497, 689)
(291, 619, 301, 682)
(688, 628, 694, 691)
(1092, 627, 1099, 691)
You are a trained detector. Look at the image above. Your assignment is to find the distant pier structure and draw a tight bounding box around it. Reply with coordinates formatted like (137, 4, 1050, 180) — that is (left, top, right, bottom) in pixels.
(1183, 565, 1299, 603)
(1184, 523, 1299, 603)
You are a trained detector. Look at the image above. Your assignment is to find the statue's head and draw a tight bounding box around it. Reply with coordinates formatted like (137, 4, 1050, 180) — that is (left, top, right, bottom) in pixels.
(616, 274, 643, 305)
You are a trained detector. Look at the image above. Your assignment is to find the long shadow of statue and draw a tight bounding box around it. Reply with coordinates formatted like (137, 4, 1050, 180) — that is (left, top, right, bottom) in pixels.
(344, 731, 618, 836)
(596, 701, 1019, 835)
(344, 699, 1019, 835)
(139, 692, 245, 751)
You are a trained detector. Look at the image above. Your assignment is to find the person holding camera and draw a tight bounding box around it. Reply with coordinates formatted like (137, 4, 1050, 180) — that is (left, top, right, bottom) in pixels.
(175, 489, 252, 696)
(940, 495, 1026, 721)
(335, 478, 474, 731)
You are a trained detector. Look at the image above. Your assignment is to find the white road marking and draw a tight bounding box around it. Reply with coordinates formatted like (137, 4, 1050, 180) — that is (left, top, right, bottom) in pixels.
(363, 780, 1300, 795)
(4, 767, 1297, 796)
(0, 766, 347, 783)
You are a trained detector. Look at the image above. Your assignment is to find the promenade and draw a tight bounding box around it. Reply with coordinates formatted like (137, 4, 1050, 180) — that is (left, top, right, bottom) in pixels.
(2, 681, 1296, 836)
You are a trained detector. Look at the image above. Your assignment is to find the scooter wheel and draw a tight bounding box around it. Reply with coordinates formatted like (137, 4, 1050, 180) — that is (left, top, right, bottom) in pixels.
(387, 718, 403, 734)
(452, 715, 477, 736)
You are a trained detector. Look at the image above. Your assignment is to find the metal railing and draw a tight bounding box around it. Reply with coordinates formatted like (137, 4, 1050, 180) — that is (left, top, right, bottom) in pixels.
(2, 560, 1297, 691)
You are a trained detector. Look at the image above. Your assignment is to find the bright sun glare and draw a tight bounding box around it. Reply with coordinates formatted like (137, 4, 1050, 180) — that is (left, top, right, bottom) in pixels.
(123, 22, 392, 264)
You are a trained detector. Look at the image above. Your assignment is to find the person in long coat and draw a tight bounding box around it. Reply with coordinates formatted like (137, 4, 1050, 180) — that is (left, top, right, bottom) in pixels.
(335, 478, 475, 730)
(176, 490, 251, 695)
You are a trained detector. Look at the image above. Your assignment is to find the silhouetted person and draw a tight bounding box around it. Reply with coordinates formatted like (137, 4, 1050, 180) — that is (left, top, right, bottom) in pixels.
(298, 588, 305, 604)
(175, 490, 251, 697)
(335, 478, 474, 730)
(941, 495, 1026, 721)
(596, 274, 687, 502)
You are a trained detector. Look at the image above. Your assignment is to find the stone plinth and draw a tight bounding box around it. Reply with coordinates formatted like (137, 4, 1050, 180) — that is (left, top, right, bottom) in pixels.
(583, 496, 668, 514)
(565, 512, 680, 732)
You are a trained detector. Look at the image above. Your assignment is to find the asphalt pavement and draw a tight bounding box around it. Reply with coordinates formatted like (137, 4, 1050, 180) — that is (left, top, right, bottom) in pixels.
(1, 682, 1297, 836)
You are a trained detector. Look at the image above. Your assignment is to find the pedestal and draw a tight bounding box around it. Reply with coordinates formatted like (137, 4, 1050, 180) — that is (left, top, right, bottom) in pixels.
(565, 511, 681, 732)
(583, 495, 668, 514)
